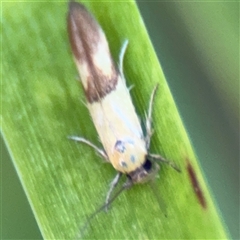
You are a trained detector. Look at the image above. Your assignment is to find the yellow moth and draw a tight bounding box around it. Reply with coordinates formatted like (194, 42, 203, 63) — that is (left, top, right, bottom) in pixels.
(67, 1, 179, 215)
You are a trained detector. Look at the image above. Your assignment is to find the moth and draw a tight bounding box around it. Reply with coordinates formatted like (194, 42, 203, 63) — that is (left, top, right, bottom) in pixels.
(67, 1, 179, 214)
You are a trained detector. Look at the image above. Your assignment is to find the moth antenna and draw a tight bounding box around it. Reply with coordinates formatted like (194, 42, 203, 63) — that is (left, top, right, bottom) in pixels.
(76, 179, 133, 239)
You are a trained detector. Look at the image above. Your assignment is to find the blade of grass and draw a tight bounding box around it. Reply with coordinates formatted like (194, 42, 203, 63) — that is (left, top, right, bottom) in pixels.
(1, 0, 228, 239)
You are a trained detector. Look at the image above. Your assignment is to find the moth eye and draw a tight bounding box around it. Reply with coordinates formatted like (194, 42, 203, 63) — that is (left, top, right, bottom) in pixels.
(143, 159, 152, 171)
(114, 140, 126, 153)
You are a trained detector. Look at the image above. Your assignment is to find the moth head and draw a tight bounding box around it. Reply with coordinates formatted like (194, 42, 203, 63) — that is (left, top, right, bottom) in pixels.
(127, 157, 160, 184)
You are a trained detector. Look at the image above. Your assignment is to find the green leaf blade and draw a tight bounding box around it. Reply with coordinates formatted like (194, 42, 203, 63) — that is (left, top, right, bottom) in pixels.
(2, 1, 228, 239)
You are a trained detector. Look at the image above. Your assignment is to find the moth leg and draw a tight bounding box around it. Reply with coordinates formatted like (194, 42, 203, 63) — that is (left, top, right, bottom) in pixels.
(119, 39, 129, 82)
(145, 84, 159, 150)
(148, 153, 181, 172)
(105, 172, 122, 210)
(68, 136, 109, 161)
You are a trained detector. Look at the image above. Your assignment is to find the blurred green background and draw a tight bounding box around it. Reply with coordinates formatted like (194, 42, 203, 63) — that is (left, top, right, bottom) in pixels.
(1, 1, 239, 239)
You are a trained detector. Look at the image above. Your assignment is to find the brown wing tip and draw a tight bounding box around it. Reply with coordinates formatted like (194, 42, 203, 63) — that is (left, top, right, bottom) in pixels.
(68, 1, 87, 15)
